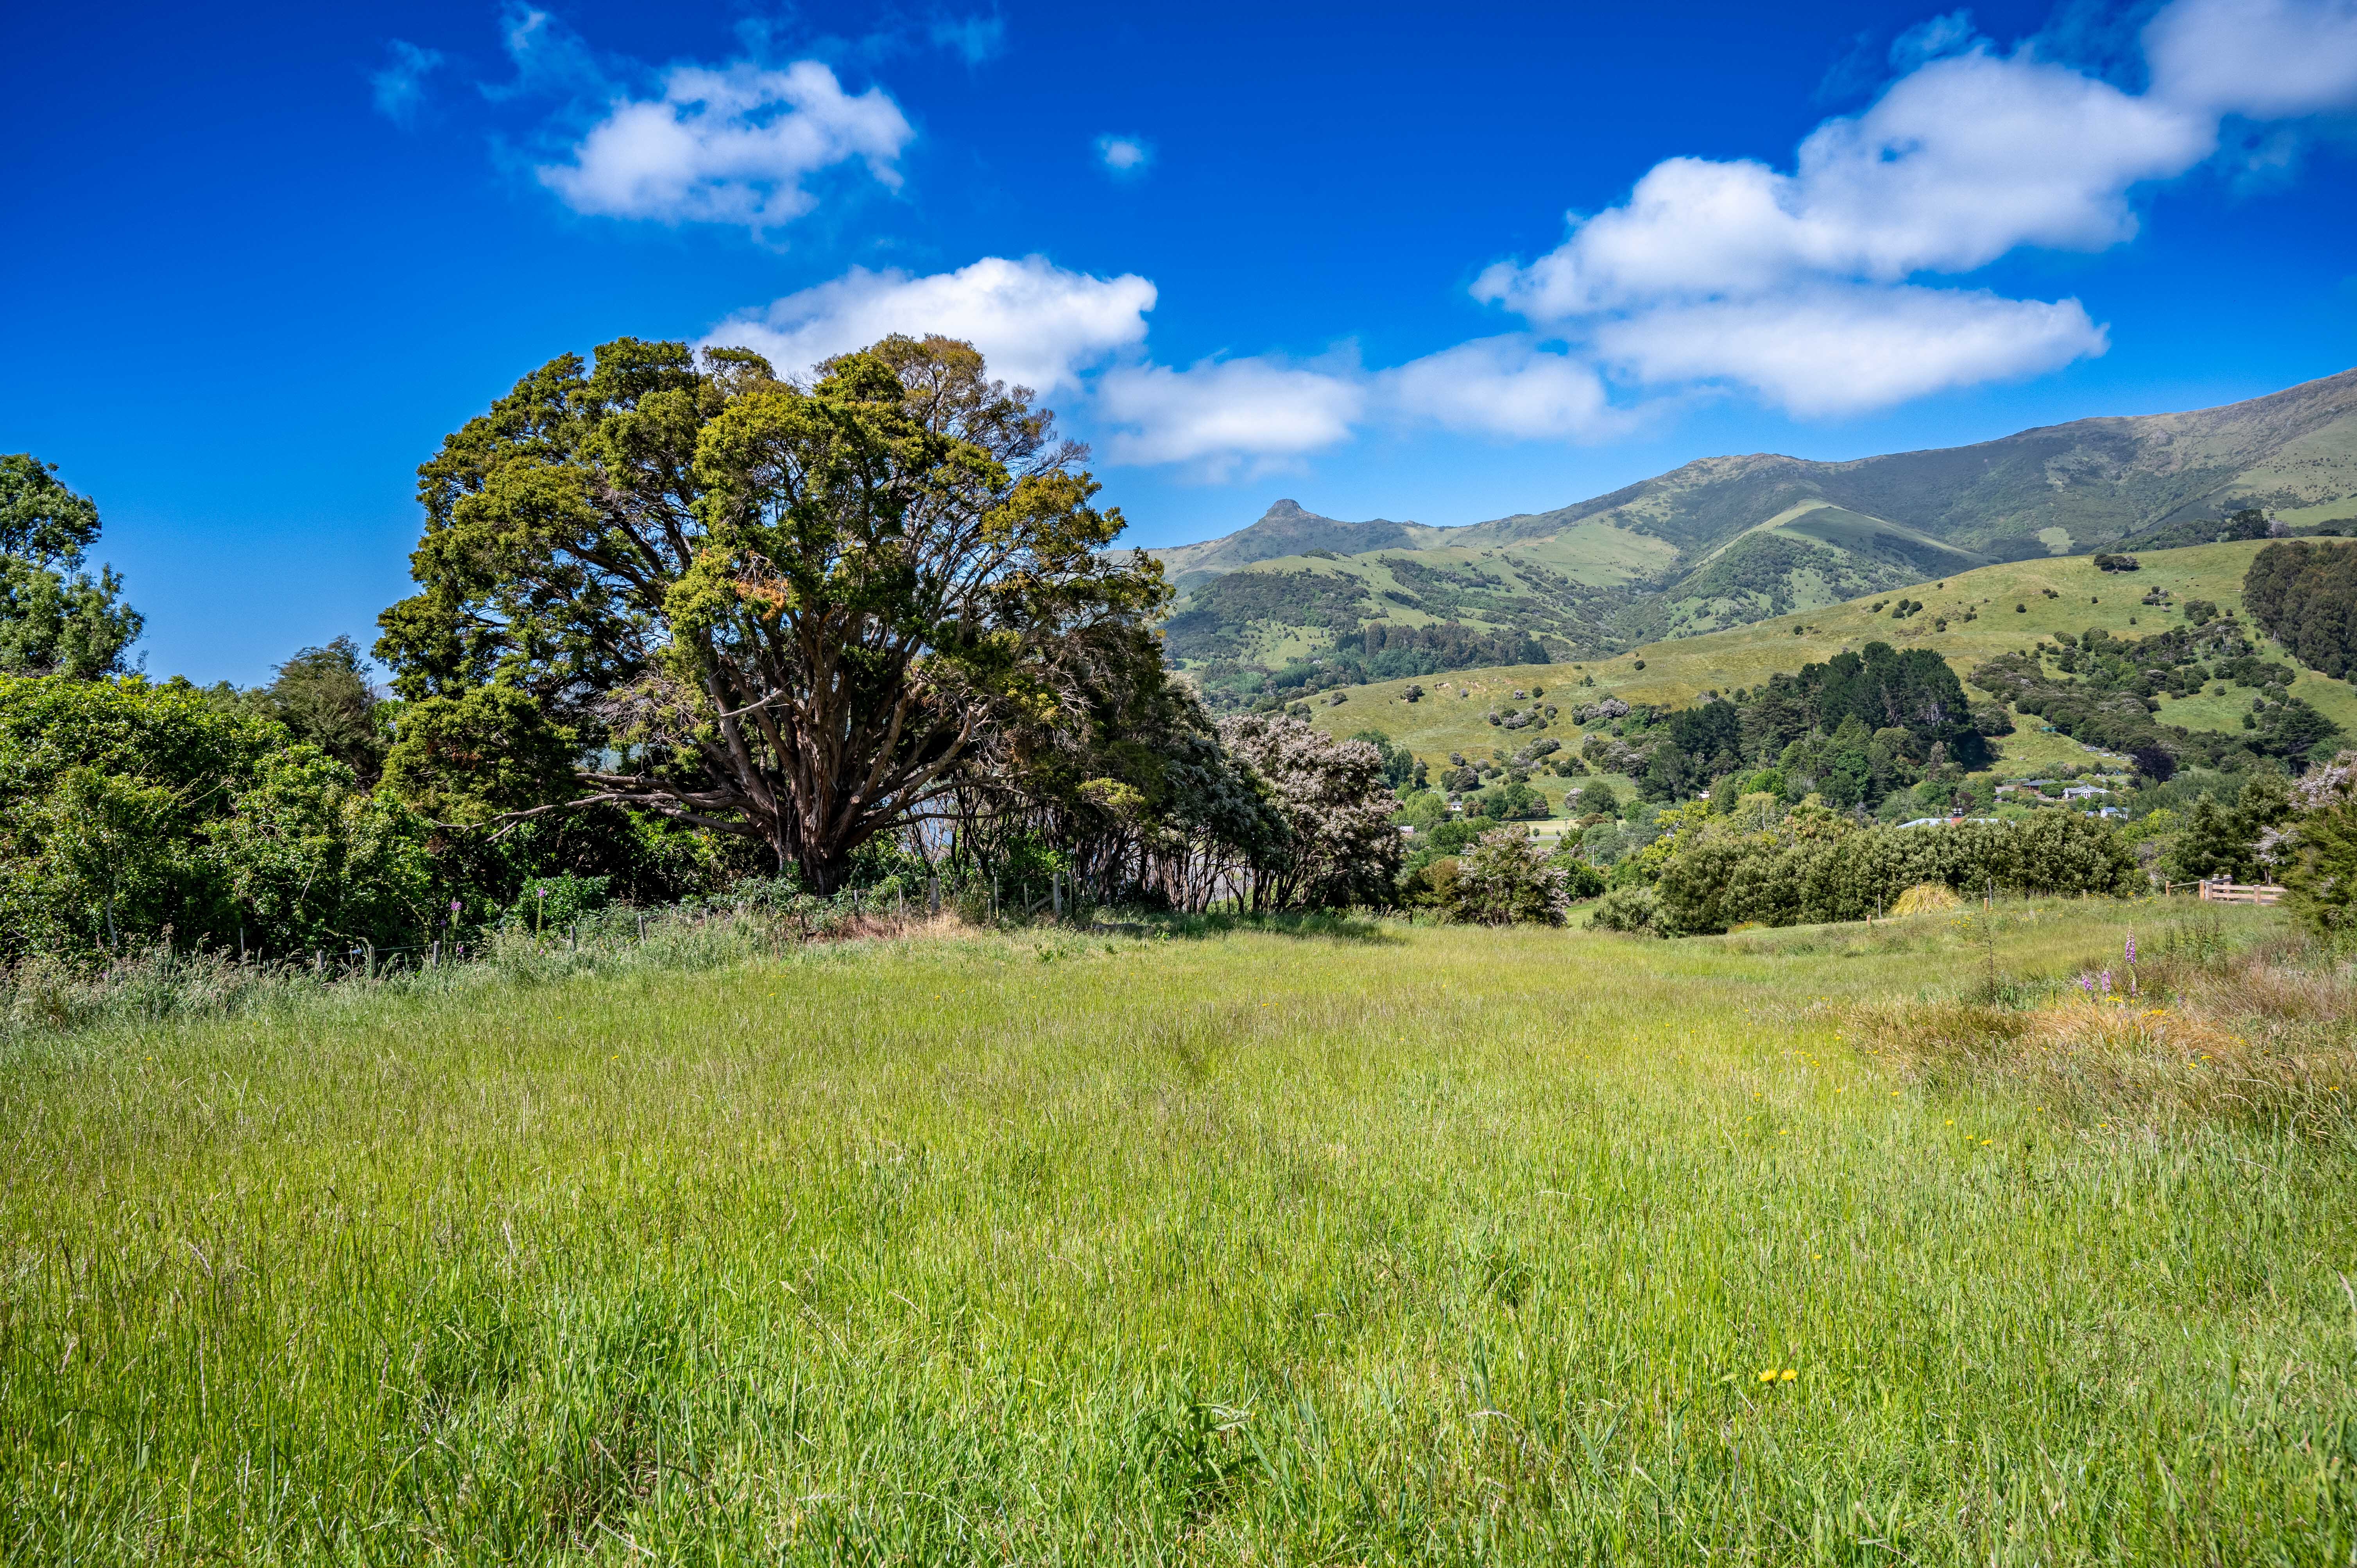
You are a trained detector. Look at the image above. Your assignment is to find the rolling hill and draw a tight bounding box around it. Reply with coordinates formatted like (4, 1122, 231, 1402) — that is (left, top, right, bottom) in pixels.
(1297, 538, 2357, 814)
(1156, 368, 2357, 703)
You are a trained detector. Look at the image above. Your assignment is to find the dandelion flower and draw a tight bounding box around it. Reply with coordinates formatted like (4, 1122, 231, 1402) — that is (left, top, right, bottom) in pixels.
(1780, 1369, 1798, 1381)
(1758, 1369, 1778, 1382)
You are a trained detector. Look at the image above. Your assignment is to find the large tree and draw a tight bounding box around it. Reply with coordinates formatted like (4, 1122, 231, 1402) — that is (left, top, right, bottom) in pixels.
(0, 454, 143, 679)
(377, 335, 1167, 891)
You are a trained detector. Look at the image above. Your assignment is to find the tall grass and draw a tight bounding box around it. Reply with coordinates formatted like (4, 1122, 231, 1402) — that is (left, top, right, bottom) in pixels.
(4, 901, 2355, 1563)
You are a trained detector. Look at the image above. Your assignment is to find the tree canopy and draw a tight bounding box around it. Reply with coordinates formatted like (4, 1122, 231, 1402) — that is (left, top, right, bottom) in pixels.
(376, 335, 1168, 891)
(0, 454, 142, 679)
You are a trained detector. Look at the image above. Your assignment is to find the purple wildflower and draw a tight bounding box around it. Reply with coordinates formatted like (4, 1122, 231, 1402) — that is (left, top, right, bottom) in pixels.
(2125, 932, 2137, 965)
(2099, 969, 2113, 995)
(2077, 974, 2095, 995)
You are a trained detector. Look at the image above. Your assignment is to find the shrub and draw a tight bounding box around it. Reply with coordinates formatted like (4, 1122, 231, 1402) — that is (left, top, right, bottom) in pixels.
(1590, 884, 1660, 934)
(1444, 827, 1568, 925)
(1555, 856, 1607, 901)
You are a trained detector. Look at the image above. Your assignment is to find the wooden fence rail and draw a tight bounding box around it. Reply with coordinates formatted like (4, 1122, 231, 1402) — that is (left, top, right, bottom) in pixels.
(2162, 879, 2286, 905)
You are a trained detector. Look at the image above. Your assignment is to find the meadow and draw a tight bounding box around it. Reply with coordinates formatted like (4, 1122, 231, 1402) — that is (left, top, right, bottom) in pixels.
(4, 905, 2355, 1564)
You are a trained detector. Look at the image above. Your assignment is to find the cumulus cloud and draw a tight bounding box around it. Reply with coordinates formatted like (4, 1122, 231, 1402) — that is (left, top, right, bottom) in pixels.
(539, 60, 913, 230)
(704, 256, 1155, 394)
(1595, 287, 2107, 417)
(1094, 358, 1366, 473)
(1096, 134, 1152, 174)
(1472, 0, 2357, 415)
(372, 40, 445, 127)
(1378, 337, 1619, 439)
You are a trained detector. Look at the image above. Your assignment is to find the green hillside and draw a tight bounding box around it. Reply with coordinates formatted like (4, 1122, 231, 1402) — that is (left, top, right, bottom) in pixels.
(1303, 540, 2357, 799)
(1159, 369, 2357, 700)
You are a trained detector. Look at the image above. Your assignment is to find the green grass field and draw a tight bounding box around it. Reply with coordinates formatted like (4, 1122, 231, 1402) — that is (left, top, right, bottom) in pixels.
(1313, 539, 2357, 784)
(7, 907, 2356, 1563)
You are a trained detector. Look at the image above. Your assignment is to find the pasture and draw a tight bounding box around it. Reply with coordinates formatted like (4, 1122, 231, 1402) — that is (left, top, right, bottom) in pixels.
(4, 905, 2354, 1563)
(1314, 539, 2357, 773)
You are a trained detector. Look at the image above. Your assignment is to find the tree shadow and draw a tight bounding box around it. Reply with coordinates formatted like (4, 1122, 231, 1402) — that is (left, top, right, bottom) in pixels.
(1093, 909, 1402, 944)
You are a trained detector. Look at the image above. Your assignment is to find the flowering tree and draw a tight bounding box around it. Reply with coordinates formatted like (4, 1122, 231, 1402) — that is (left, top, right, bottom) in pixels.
(1216, 715, 1400, 909)
(2265, 750, 2357, 932)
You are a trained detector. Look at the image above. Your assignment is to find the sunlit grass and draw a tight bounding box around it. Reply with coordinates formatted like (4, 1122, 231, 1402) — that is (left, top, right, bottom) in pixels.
(5, 903, 2354, 1562)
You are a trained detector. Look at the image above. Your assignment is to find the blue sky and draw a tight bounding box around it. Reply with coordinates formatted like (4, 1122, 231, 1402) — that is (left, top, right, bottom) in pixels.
(4, 0, 2354, 684)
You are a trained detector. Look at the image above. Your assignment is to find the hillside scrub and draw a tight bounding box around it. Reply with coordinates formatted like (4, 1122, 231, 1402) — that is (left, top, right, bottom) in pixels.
(1968, 614, 2339, 765)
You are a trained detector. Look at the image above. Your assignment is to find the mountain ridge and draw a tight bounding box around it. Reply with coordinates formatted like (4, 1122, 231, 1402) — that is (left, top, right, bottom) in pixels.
(1155, 367, 2357, 572)
(1152, 369, 2357, 707)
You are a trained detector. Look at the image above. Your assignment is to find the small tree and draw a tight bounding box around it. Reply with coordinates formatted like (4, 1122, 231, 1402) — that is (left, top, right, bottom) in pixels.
(1445, 826, 1568, 925)
(1217, 715, 1401, 909)
(0, 455, 142, 679)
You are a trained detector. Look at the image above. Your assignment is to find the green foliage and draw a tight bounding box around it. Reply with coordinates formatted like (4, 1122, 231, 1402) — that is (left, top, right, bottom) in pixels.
(1650, 807, 2140, 935)
(1972, 619, 2341, 765)
(1589, 882, 1662, 933)
(381, 685, 580, 825)
(1347, 728, 1422, 790)
(378, 335, 1166, 892)
(2273, 752, 2357, 933)
(2244, 539, 2357, 679)
(0, 454, 142, 679)
(509, 873, 613, 930)
(238, 636, 391, 782)
(1553, 853, 1607, 901)
(0, 675, 430, 959)
(1160, 571, 1370, 660)
(2162, 773, 2293, 884)
(210, 750, 432, 953)
(1442, 826, 1567, 924)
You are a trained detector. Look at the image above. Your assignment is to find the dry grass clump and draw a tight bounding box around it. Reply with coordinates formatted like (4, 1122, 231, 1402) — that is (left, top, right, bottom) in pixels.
(1853, 943, 2357, 1135)
(1889, 882, 1963, 916)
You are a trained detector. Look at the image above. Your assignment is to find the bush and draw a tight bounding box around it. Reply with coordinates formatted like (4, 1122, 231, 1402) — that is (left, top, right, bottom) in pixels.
(1555, 856, 1607, 901)
(1443, 827, 1567, 925)
(1590, 884, 1661, 934)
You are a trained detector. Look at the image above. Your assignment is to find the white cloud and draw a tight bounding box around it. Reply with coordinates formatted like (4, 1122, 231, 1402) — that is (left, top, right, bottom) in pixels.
(1469, 0, 2357, 416)
(2144, 0, 2357, 118)
(704, 256, 1155, 394)
(1379, 336, 1618, 439)
(539, 61, 913, 230)
(1890, 9, 1979, 68)
(1096, 135, 1152, 174)
(1476, 50, 2207, 322)
(1094, 358, 1365, 472)
(371, 40, 444, 126)
(1595, 287, 2108, 416)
